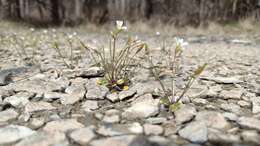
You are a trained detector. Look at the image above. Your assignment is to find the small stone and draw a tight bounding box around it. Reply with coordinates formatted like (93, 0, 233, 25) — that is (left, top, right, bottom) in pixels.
(0, 108, 19, 122)
(237, 117, 260, 131)
(219, 89, 243, 100)
(192, 98, 208, 105)
(208, 128, 240, 143)
(106, 93, 119, 102)
(146, 117, 167, 124)
(118, 89, 136, 101)
(18, 112, 31, 122)
(4, 92, 33, 108)
(195, 111, 230, 130)
(241, 130, 260, 145)
(103, 115, 120, 123)
(78, 67, 104, 78)
(201, 76, 242, 84)
(29, 117, 45, 129)
(0, 72, 11, 86)
(178, 121, 208, 144)
(62, 84, 86, 105)
(44, 92, 67, 101)
(90, 135, 136, 146)
(250, 96, 260, 114)
(15, 131, 68, 146)
(0, 125, 35, 145)
(43, 119, 84, 133)
(237, 100, 251, 108)
(143, 124, 164, 135)
(85, 80, 108, 100)
(82, 100, 99, 112)
(25, 101, 56, 113)
(69, 127, 96, 145)
(175, 104, 196, 125)
(223, 112, 238, 121)
(220, 103, 241, 114)
(122, 94, 159, 119)
(128, 122, 143, 134)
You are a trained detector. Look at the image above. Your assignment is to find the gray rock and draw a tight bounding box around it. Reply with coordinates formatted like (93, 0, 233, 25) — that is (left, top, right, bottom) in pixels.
(237, 100, 251, 108)
(43, 119, 84, 133)
(62, 84, 86, 105)
(6, 79, 66, 94)
(118, 89, 136, 101)
(103, 115, 120, 123)
(90, 135, 136, 146)
(15, 131, 68, 146)
(82, 100, 99, 112)
(0, 108, 19, 122)
(208, 128, 240, 143)
(192, 98, 208, 105)
(250, 96, 260, 114)
(145, 117, 167, 124)
(122, 94, 159, 119)
(241, 130, 260, 145)
(24, 101, 56, 113)
(201, 76, 242, 84)
(220, 103, 241, 114)
(85, 80, 108, 100)
(18, 112, 31, 122)
(4, 92, 33, 108)
(77, 67, 104, 78)
(106, 93, 119, 102)
(143, 124, 164, 135)
(0, 125, 35, 145)
(178, 121, 208, 144)
(127, 122, 143, 134)
(69, 126, 96, 145)
(236, 117, 260, 131)
(175, 104, 196, 125)
(29, 117, 45, 129)
(223, 112, 238, 121)
(219, 89, 243, 100)
(0, 72, 12, 86)
(44, 92, 67, 101)
(195, 111, 230, 130)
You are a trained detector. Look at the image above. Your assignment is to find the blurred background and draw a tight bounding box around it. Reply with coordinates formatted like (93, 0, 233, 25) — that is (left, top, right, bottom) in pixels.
(0, 0, 260, 27)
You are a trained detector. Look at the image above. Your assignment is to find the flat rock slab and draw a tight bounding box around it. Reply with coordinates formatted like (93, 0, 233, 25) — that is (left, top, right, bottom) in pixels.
(178, 121, 208, 144)
(43, 119, 84, 133)
(25, 101, 56, 113)
(90, 135, 136, 146)
(236, 117, 260, 132)
(201, 76, 243, 84)
(0, 125, 35, 145)
(15, 131, 68, 146)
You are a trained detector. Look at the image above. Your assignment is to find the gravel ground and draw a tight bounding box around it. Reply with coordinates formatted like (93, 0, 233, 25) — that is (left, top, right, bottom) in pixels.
(0, 27, 260, 146)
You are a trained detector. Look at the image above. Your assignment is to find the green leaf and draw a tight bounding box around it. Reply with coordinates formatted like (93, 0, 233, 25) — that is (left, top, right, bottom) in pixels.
(169, 102, 182, 112)
(159, 97, 171, 106)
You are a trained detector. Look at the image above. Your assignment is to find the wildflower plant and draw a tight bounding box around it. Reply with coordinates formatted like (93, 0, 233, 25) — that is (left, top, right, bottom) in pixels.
(53, 33, 79, 69)
(81, 21, 147, 92)
(147, 37, 207, 112)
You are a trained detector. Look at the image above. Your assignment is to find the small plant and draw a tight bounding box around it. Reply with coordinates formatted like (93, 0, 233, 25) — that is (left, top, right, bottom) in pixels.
(53, 34, 79, 69)
(147, 37, 207, 112)
(80, 21, 147, 92)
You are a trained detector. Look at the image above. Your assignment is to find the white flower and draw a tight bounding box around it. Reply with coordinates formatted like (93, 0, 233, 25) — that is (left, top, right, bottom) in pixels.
(52, 29, 56, 33)
(68, 35, 73, 39)
(174, 37, 188, 49)
(116, 20, 127, 30)
(30, 28, 35, 32)
(73, 32, 77, 36)
(156, 31, 160, 36)
(43, 30, 48, 34)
